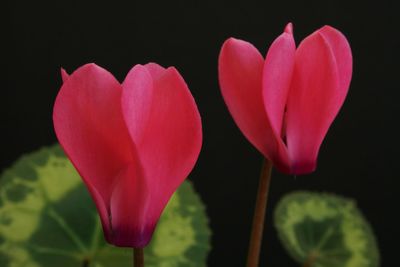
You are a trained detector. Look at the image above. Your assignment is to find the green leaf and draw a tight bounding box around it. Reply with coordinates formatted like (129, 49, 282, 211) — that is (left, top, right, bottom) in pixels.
(0, 145, 211, 267)
(274, 191, 379, 267)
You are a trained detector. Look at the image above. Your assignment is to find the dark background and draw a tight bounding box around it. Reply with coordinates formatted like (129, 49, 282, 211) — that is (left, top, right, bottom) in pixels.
(3, 0, 399, 266)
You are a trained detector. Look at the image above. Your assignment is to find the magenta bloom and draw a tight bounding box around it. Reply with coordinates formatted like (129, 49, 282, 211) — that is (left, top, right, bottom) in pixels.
(218, 23, 352, 174)
(53, 63, 202, 247)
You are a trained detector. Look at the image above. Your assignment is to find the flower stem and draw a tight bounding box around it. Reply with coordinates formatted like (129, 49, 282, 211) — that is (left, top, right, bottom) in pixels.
(246, 158, 273, 267)
(134, 248, 144, 267)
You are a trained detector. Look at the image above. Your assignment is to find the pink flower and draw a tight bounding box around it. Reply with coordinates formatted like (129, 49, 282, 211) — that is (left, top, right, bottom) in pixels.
(218, 23, 352, 174)
(53, 63, 202, 247)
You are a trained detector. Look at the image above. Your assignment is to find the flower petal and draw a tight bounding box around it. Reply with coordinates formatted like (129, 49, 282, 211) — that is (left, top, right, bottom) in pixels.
(286, 28, 351, 174)
(61, 68, 69, 82)
(123, 64, 202, 188)
(261, 27, 296, 172)
(218, 38, 283, 164)
(263, 29, 295, 139)
(53, 64, 134, 219)
(144, 62, 167, 80)
(319, 26, 353, 96)
(120, 64, 202, 244)
(121, 65, 154, 144)
(109, 164, 153, 247)
(88, 185, 112, 242)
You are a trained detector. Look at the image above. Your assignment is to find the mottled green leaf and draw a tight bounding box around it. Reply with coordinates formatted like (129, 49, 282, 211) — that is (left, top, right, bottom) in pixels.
(0, 145, 211, 267)
(274, 191, 379, 267)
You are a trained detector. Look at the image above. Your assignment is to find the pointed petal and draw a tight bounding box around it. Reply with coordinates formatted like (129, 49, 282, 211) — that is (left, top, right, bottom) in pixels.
(319, 26, 353, 95)
(53, 63, 134, 209)
(286, 28, 351, 174)
(120, 64, 202, 245)
(61, 68, 69, 82)
(262, 29, 296, 143)
(124, 64, 202, 188)
(121, 65, 154, 144)
(284, 22, 293, 34)
(219, 38, 286, 167)
(144, 62, 166, 80)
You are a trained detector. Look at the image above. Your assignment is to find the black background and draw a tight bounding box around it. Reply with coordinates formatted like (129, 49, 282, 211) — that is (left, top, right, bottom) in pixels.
(3, 0, 399, 266)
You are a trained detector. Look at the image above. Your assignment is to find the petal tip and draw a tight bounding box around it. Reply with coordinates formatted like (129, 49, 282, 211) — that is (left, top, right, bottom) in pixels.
(284, 22, 293, 34)
(60, 68, 69, 82)
(143, 62, 167, 80)
(319, 25, 335, 32)
(80, 63, 106, 74)
(223, 37, 245, 48)
(226, 37, 238, 43)
(318, 25, 349, 42)
(144, 62, 164, 69)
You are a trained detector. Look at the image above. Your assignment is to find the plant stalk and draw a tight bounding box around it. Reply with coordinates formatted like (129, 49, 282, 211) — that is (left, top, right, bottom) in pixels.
(134, 248, 144, 267)
(246, 158, 273, 267)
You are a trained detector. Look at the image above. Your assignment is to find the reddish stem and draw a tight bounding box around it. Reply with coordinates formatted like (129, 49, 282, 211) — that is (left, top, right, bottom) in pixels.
(246, 158, 273, 267)
(134, 248, 144, 267)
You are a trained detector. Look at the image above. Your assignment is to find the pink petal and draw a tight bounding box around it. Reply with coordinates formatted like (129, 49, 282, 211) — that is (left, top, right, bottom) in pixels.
(261, 26, 296, 172)
(118, 64, 202, 246)
(110, 164, 154, 247)
(286, 27, 351, 174)
(263, 28, 295, 138)
(144, 62, 167, 80)
(88, 185, 112, 242)
(319, 26, 353, 97)
(53, 64, 134, 231)
(121, 65, 154, 144)
(218, 38, 281, 163)
(126, 64, 202, 190)
(284, 22, 293, 34)
(60, 68, 69, 82)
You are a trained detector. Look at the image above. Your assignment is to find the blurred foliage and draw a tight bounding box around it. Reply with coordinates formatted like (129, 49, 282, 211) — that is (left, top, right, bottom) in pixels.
(0, 145, 211, 267)
(274, 191, 380, 267)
